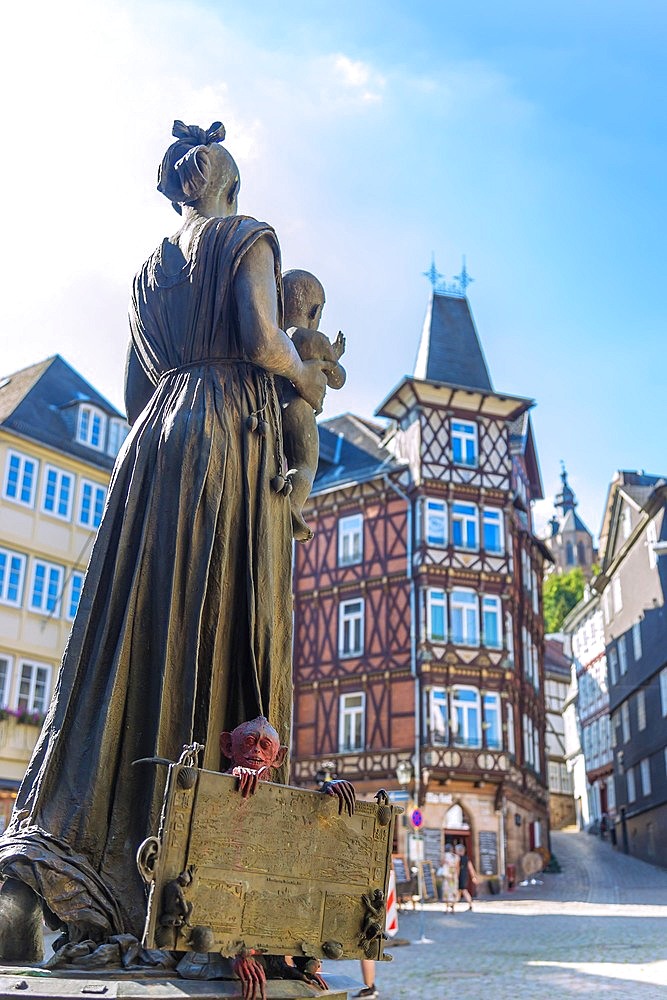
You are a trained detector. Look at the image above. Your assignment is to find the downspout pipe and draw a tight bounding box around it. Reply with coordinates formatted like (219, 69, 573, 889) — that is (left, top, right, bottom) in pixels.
(384, 474, 420, 806)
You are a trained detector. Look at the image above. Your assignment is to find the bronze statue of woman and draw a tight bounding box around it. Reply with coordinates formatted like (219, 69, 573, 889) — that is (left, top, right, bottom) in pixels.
(0, 121, 328, 958)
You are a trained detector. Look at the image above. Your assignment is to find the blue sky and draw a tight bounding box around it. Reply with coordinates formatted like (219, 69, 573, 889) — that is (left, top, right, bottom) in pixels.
(3, 0, 665, 538)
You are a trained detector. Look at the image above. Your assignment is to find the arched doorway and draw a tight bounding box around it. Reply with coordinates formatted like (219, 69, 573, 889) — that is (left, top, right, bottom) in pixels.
(443, 802, 474, 864)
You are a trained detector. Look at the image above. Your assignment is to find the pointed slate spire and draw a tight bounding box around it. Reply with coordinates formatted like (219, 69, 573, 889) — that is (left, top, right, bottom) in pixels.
(413, 290, 493, 391)
(555, 462, 577, 514)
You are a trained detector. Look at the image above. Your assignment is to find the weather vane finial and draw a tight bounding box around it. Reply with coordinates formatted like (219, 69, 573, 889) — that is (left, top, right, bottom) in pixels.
(422, 255, 474, 297)
(422, 253, 444, 289)
(453, 256, 474, 295)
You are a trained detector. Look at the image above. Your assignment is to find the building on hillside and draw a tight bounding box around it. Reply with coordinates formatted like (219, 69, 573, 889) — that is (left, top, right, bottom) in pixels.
(544, 465, 597, 579)
(0, 355, 128, 829)
(561, 591, 614, 832)
(291, 287, 551, 886)
(593, 470, 667, 864)
(543, 635, 576, 829)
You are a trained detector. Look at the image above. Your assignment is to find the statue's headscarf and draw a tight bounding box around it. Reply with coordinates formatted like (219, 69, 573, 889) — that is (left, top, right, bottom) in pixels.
(157, 120, 227, 214)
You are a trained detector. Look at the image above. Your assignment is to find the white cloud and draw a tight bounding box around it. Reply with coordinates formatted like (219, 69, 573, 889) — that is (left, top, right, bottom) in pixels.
(0, 0, 534, 425)
(334, 54, 372, 88)
(330, 53, 386, 104)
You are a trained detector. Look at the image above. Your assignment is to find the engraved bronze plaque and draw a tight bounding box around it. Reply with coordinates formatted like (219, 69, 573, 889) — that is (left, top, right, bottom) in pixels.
(139, 762, 399, 963)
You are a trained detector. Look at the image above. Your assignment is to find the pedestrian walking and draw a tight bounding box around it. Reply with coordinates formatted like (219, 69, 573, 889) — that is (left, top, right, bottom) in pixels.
(354, 959, 378, 997)
(455, 843, 478, 911)
(437, 842, 460, 913)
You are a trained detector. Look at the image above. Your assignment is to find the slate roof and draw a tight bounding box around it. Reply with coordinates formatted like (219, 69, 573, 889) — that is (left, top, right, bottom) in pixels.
(544, 637, 571, 679)
(559, 508, 592, 535)
(413, 292, 492, 391)
(619, 471, 664, 488)
(508, 411, 544, 501)
(0, 358, 52, 424)
(314, 413, 404, 494)
(621, 482, 665, 508)
(0, 355, 125, 471)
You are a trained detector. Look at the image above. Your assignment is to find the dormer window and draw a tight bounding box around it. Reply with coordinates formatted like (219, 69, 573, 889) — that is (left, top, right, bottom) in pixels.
(107, 418, 129, 457)
(77, 404, 107, 451)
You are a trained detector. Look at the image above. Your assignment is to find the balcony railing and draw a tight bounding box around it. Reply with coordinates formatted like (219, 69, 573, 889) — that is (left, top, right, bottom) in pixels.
(292, 743, 514, 785)
(422, 744, 510, 777)
(452, 736, 483, 750)
(0, 712, 43, 759)
(427, 732, 504, 752)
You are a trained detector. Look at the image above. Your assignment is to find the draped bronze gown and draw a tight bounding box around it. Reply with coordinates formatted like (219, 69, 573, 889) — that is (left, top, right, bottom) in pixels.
(0, 215, 293, 939)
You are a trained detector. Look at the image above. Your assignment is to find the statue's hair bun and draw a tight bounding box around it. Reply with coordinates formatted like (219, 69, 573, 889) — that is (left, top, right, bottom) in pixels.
(172, 120, 226, 145)
(173, 146, 211, 202)
(157, 120, 227, 212)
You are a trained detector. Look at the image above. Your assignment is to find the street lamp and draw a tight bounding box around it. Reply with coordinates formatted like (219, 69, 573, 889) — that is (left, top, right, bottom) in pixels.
(396, 759, 433, 946)
(396, 760, 412, 868)
(396, 759, 413, 788)
(314, 760, 336, 788)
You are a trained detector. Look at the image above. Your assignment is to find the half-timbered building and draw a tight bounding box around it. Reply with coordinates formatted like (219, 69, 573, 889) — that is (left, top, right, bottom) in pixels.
(291, 289, 550, 885)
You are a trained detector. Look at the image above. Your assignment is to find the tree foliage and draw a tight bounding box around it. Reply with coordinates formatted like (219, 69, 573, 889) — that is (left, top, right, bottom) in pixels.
(543, 567, 586, 633)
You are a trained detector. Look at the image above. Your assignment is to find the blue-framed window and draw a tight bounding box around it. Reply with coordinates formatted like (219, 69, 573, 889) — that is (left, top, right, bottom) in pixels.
(452, 686, 481, 748)
(68, 571, 85, 619)
(78, 481, 107, 529)
(483, 693, 502, 749)
(451, 589, 479, 646)
(107, 418, 129, 457)
(0, 548, 26, 606)
(3, 451, 38, 507)
(452, 502, 478, 550)
(482, 595, 502, 648)
(427, 588, 447, 642)
(451, 420, 478, 466)
(77, 404, 107, 450)
(429, 688, 448, 744)
(425, 499, 447, 546)
(42, 467, 73, 520)
(30, 561, 63, 615)
(482, 508, 503, 553)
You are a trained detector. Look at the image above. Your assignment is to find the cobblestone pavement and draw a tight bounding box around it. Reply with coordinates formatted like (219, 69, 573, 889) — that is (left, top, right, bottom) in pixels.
(323, 829, 667, 999)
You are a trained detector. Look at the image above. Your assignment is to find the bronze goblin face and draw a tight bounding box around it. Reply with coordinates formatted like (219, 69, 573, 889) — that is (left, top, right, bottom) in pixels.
(220, 717, 287, 772)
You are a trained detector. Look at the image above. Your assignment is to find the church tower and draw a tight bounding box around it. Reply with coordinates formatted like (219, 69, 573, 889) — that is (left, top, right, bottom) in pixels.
(544, 465, 597, 579)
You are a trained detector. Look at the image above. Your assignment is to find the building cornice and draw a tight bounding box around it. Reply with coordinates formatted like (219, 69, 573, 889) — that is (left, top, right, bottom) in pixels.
(376, 376, 534, 424)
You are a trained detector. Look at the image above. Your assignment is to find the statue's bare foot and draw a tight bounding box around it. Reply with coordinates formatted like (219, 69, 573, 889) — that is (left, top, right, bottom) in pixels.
(291, 509, 314, 542)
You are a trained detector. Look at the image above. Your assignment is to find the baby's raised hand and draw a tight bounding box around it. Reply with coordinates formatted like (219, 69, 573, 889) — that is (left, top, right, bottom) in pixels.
(332, 330, 346, 359)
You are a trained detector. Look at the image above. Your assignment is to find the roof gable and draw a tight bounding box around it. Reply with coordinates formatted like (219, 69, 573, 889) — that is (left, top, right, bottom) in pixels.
(598, 470, 666, 569)
(0, 355, 125, 469)
(0, 357, 54, 424)
(314, 413, 403, 493)
(559, 509, 592, 534)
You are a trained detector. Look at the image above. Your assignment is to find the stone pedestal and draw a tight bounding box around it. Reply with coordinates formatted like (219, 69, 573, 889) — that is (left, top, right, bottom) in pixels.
(0, 971, 356, 998)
